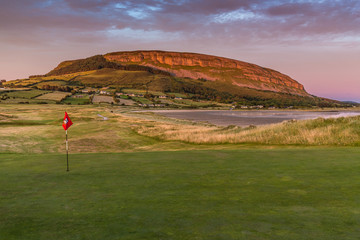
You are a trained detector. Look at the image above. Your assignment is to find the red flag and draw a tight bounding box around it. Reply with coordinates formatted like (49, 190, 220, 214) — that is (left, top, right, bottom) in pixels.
(62, 112, 73, 130)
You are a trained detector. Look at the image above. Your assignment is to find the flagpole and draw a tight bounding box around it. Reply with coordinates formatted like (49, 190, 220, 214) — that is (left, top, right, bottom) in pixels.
(63, 111, 72, 172)
(66, 130, 69, 172)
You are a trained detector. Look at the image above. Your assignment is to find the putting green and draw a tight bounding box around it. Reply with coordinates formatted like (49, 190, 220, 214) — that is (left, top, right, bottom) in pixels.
(1, 148, 360, 239)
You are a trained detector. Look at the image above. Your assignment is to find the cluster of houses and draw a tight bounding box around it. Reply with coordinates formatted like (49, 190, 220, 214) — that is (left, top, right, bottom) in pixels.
(77, 88, 279, 109)
(138, 103, 166, 107)
(116, 92, 142, 97)
(239, 105, 264, 109)
(80, 88, 185, 100)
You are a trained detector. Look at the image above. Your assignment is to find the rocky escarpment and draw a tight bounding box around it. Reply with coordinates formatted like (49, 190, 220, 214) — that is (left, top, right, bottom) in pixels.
(104, 51, 307, 96)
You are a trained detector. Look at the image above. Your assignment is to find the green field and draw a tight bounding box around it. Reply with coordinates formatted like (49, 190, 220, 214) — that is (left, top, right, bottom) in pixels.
(1, 149, 360, 240)
(35, 91, 71, 101)
(62, 95, 91, 105)
(0, 89, 50, 99)
(132, 97, 153, 104)
(122, 88, 166, 96)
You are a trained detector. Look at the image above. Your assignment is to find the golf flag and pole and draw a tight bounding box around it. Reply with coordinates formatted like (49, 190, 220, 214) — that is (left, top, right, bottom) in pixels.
(63, 112, 73, 172)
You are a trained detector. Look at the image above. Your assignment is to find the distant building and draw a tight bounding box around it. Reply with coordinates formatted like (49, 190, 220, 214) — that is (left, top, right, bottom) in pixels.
(159, 95, 167, 99)
(249, 105, 264, 109)
(100, 91, 111, 95)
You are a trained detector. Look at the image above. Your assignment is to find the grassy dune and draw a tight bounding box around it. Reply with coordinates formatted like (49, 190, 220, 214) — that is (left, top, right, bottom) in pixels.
(134, 114, 360, 146)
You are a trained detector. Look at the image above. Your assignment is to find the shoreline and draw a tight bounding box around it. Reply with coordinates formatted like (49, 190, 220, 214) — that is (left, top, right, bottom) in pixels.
(139, 109, 360, 127)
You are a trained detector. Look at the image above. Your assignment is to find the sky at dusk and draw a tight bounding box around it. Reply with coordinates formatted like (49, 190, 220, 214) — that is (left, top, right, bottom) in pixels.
(0, 0, 359, 102)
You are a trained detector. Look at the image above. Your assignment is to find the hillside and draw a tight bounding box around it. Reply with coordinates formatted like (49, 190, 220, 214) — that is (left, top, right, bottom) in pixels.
(104, 51, 307, 96)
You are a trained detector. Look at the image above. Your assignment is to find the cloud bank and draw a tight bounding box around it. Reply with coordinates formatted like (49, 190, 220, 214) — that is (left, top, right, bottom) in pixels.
(1, 0, 359, 46)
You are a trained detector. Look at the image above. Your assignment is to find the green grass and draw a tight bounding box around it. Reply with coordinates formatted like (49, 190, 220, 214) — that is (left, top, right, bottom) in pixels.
(1, 104, 360, 239)
(122, 88, 165, 96)
(0, 98, 55, 104)
(132, 97, 153, 104)
(1, 148, 360, 239)
(0, 89, 50, 99)
(172, 98, 222, 107)
(166, 92, 189, 98)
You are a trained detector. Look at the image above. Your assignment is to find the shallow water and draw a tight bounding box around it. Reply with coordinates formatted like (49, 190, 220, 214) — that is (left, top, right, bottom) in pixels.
(152, 110, 360, 126)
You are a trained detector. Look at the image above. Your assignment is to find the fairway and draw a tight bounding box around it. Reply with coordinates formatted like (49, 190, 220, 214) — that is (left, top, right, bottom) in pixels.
(1, 148, 360, 240)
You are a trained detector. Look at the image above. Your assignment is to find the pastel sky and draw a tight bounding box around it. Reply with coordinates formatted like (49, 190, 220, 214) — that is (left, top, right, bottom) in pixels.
(1, 0, 359, 102)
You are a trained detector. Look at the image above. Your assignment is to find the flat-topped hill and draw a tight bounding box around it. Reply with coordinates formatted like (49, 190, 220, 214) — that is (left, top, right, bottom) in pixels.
(104, 51, 306, 96)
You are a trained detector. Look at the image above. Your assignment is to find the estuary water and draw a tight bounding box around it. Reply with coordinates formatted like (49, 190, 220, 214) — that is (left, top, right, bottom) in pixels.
(151, 110, 360, 127)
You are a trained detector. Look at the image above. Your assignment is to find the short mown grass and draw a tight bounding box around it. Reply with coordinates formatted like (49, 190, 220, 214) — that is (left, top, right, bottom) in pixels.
(1, 148, 360, 240)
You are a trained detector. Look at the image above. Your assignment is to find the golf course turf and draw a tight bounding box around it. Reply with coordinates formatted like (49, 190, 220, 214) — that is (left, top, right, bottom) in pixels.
(1, 148, 360, 239)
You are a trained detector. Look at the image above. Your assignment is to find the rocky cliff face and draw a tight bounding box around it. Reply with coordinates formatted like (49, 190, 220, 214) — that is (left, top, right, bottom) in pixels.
(104, 51, 307, 95)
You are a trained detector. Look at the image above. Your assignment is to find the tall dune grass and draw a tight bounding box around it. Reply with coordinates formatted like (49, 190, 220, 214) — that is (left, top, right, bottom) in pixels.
(134, 116, 360, 146)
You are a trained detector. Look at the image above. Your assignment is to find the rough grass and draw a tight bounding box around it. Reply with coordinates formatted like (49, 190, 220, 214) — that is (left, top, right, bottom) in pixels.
(74, 69, 157, 86)
(0, 105, 197, 154)
(7, 71, 98, 86)
(132, 113, 360, 146)
(1, 149, 360, 240)
(1, 105, 360, 155)
(35, 80, 67, 87)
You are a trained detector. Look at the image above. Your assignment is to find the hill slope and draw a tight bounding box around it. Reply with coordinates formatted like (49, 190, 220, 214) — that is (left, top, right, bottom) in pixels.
(104, 51, 307, 96)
